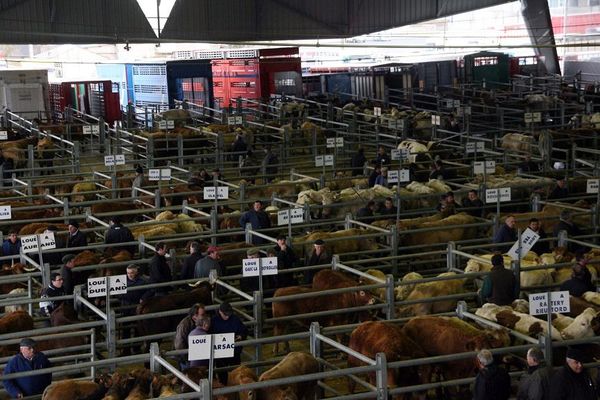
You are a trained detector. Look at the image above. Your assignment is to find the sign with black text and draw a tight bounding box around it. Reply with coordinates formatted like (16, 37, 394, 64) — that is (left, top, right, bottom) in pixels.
(20, 233, 56, 254)
(203, 186, 229, 200)
(242, 257, 278, 277)
(148, 168, 172, 181)
(473, 160, 495, 174)
(587, 179, 599, 194)
(507, 228, 540, 260)
(466, 141, 485, 153)
(188, 333, 235, 360)
(87, 275, 128, 298)
(0, 205, 11, 220)
(326, 137, 344, 148)
(277, 208, 304, 226)
(485, 187, 511, 204)
(0, 131, 7, 140)
(315, 155, 334, 167)
(391, 148, 409, 161)
(529, 291, 570, 315)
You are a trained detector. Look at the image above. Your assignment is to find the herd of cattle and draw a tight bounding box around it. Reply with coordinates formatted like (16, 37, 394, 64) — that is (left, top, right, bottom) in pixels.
(0, 100, 600, 400)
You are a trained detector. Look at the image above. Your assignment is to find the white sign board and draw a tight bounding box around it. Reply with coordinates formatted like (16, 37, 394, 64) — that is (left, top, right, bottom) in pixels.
(148, 168, 172, 181)
(243, 257, 278, 277)
(227, 115, 243, 125)
(387, 169, 410, 184)
(0, 205, 11, 220)
(454, 99, 461, 108)
(473, 160, 495, 174)
(388, 119, 404, 130)
(391, 148, 409, 161)
(507, 227, 540, 260)
(21, 234, 56, 254)
(39, 232, 56, 250)
(326, 137, 344, 148)
(167, 120, 175, 129)
(524, 113, 533, 123)
(373, 107, 382, 117)
(188, 333, 235, 360)
(0, 131, 7, 140)
(316, 155, 335, 167)
(528, 291, 570, 315)
(485, 187, 512, 204)
(104, 155, 115, 167)
(82, 126, 91, 134)
(466, 141, 485, 154)
(203, 186, 229, 200)
(158, 120, 167, 130)
(115, 154, 126, 166)
(533, 112, 542, 123)
(277, 208, 304, 226)
(431, 115, 441, 126)
(87, 275, 128, 298)
(587, 179, 599, 194)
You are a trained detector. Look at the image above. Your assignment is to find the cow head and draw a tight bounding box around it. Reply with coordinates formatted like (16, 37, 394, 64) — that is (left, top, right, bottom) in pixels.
(561, 308, 600, 339)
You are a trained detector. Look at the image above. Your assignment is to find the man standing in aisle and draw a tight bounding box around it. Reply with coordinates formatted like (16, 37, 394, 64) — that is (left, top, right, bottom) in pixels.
(3, 338, 52, 398)
(66, 220, 87, 252)
(239, 200, 271, 245)
(549, 347, 597, 400)
(517, 347, 550, 400)
(479, 254, 518, 306)
(211, 302, 248, 385)
(472, 349, 511, 400)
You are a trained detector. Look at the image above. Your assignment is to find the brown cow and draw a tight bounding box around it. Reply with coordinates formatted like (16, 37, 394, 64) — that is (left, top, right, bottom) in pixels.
(35, 303, 88, 353)
(0, 310, 35, 356)
(254, 352, 319, 400)
(0, 263, 35, 294)
(348, 321, 430, 400)
(272, 285, 375, 354)
(402, 316, 510, 392)
(228, 365, 258, 400)
(136, 281, 213, 337)
(41, 372, 115, 400)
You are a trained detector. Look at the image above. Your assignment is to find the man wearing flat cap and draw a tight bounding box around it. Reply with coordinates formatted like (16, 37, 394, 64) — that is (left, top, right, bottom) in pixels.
(480, 253, 518, 306)
(303, 239, 332, 284)
(549, 346, 597, 400)
(66, 219, 87, 252)
(211, 302, 248, 385)
(3, 338, 52, 398)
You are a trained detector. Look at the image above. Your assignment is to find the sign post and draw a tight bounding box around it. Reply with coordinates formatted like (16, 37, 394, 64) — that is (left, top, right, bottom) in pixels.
(243, 256, 278, 294)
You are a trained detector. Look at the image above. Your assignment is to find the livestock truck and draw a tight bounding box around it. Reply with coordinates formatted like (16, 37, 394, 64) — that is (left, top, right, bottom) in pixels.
(0, 69, 50, 120)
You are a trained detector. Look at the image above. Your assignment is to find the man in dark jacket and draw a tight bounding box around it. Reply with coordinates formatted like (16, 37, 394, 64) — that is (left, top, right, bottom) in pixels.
(553, 210, 586, 253)
(39, 272, 65, 316)
(473, 349, 511, 400)
(273, 235, 297, 288)
(548, 177, 569, 200)
(119, 265, 147, 356)
(528, 218, 550, 255)
(480, 254, 518, 306)
(66, 220, 87, 252)
(379, 197, 396, 217)
(144, 242, 172, 298)
(239, 200, 271, 245)
(211, 302, 248, 385)
(356, 200, 377, 223)
(462, 190, 485, 217)
(303, 239, 332, 284)
(180, 241, 203, 280)
(517, 347, 551, 400)
(493, 215, 517, 253)
(549, 347, 597, 400)
(59, 254, 76, 295)
(174, 303, 206, 369)
(104, 216, 136, 256)
(372, 146, 390, 166)
(368, 164, 381, 188)
(194, 246, 222, 279)
(560, 259, 595, 297)
(350, 148, 367, 176)
(3, 338, 52, 398)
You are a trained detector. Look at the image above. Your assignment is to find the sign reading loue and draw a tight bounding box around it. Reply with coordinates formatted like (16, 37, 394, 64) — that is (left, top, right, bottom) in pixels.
(529, 291, 570, 315)
(87, 275, 128, 298)
(20, 233, 56, 254)
(242, 257, 278, 277)
(188, 333, 235, 360)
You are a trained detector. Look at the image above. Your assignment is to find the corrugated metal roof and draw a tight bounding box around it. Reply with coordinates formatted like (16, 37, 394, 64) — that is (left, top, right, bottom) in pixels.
(0, 0, 156, 44)
(161, 0, 517, 42)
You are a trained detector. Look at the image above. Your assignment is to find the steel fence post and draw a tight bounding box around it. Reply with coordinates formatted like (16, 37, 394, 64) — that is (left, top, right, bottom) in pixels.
(531, 193, 540, 212)
(200, 379, 212, 398)
(309, 322, 321, 359)
(210, 209, 218, 246)
(390, 226, 398, 275)
(456, 301, 467, 319)
(245, 223, 253, 244)
(253, 290, 263, 364)
(331, 254, 339, 271)
(446, 241, 455, 271)
(385, 274, 395, 320)
(558, 230, 567, 248)
(149, 342, 160, 373)
(375, 353, 388, 400)
(107, 309, 116, 361)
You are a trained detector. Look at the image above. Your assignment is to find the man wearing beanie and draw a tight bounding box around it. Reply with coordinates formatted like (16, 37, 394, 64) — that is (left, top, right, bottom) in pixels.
(480, 254, 518, 306)
(3, 338, 52, 398)
(560, 258, 595, 297)
(549, 346, 597, 400)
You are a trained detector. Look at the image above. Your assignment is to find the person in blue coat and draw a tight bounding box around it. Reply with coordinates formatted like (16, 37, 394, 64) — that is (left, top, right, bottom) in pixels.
(239, 200, 271, 245)
(2, 229, 21, 257)
(3, 338, 52, 398)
